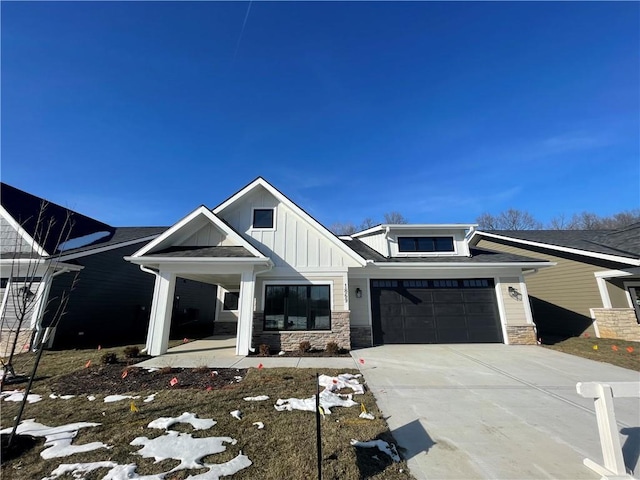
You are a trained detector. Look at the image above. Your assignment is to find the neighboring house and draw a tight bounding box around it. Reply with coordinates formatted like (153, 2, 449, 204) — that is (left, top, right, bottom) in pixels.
(470, 227, 640, 342)
(0, 183, 168, 352)
(126, 177, 553, 356)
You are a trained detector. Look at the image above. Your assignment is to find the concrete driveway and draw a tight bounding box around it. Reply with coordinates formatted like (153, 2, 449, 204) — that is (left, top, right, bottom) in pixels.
(353, 344, 639, 480)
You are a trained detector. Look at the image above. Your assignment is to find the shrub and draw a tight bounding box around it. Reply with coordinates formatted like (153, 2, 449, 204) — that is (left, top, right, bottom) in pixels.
(299, 341, 311, 353)
(325, 342, 340, 355)
(259, 344, 271, 356)
(123, 346, 140, 359)
(101, 352, 118, 365)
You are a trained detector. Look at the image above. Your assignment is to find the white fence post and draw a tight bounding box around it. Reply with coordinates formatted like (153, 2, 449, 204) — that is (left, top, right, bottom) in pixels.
(576, 381, 639, 480)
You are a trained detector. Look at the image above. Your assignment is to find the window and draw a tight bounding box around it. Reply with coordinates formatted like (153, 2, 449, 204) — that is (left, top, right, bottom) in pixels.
(253, 209, 274, 229)
(397, 236, 454, 252)
(264, 285, 331, 331)
(627, 285, 640, 324)
(223, 291, 239, 311)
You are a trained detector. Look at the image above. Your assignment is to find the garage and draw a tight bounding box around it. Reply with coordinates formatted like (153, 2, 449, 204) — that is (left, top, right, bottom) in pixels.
(370, 279, 503, 344)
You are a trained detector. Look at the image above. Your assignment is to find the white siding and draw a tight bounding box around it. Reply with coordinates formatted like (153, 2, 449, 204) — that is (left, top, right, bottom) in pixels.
(179, 223, 235, 247)
(357, 232, 389, 256)
(218, 185, 360, 269)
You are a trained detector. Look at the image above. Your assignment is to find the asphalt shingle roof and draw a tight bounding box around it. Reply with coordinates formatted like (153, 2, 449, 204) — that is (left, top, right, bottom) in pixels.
(148, 246, 256, 258)
(59, 227, 168, 256)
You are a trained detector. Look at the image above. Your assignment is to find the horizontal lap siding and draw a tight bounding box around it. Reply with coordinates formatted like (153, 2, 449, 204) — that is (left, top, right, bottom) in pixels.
(1, 218, 34, 253)
(48, 243, 156, 348)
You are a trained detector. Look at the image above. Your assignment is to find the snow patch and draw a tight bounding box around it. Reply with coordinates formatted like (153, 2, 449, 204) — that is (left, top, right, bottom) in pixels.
(230, 410, 242, 420)
(49, 394, 75, 400)
(252, 422, 264, 429)
(57, 231, 111, 251)
(0, 419, 110, 459)
(243, 395, 269, 401)
(275, 390, 357, 414)
(143, 393, 157, 403)
(43, 461, 119, 480)
(148, 412, 216, 431)
(359, 412, 375, 420)
(1, 390, 42, 403)
(87, 395, 96, 401)
(104, 394, 140, 403)
(319, 373, 364, 395)
(350, 439, 400, 462)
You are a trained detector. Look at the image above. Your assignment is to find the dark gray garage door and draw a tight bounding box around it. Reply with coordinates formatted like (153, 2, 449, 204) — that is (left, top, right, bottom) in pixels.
(371, 279, 503, 344)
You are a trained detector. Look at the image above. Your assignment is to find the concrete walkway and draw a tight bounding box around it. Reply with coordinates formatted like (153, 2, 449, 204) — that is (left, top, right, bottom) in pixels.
(135, 336, 359, 369)
(353, 344, 640, 480)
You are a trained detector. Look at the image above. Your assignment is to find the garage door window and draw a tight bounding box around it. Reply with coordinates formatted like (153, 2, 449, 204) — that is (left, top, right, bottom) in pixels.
(264, 285, 331, 331)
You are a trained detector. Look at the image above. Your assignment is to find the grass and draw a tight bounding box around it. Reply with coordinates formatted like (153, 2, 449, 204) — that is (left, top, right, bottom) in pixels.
(1, 345, 412, 480)
(543, 335, 639, 371)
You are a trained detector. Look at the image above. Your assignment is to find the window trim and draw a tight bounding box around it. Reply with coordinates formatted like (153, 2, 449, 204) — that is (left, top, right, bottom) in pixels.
(396, 236, 456, 254)
(263, 283, 332, 331)
(623, 281, 640, 324)
(222, 291, 240, 311)
(251, 208, 276, 231)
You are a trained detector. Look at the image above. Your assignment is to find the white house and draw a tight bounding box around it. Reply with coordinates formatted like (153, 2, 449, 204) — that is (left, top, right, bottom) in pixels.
(126, 178, 553, 356)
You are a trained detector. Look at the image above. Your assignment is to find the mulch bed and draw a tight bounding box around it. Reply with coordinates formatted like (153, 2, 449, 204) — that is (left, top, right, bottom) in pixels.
(250, 349, 351, 358)
(50, 362, 247, 395)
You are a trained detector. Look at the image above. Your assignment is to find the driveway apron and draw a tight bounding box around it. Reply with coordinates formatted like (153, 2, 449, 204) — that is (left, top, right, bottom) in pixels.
(353, 344, 639, 480)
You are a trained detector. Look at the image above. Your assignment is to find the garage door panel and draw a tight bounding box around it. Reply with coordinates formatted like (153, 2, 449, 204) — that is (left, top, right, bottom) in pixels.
(371, 280, 503, 345)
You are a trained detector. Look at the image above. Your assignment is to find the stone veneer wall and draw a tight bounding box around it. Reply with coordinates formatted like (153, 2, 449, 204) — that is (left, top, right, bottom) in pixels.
(0, 328, 33, 358)
(213, 322, 237, 335)
(592, 308, 640, 342)
(252, 311, 351, 351)
(506, 325, 537, 345)
(350, 326, 372, 348)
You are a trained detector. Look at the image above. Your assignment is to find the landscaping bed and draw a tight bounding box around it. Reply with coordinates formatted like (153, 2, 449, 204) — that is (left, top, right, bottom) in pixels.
(543, 335, 639, 371)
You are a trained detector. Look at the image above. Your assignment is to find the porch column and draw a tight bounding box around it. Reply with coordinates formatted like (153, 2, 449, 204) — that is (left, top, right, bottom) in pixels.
(236, 270, 255, 356)
(146, 270, 176, 356)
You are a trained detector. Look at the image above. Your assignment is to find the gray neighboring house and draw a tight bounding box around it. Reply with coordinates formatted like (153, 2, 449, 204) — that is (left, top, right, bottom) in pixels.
(470, 225, 640, 342)
(0, 182, 171, 350)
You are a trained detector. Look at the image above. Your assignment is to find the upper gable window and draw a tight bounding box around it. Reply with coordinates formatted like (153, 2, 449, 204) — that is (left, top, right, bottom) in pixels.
(252, 209, 274, 229)
(398, 236, 454, 253)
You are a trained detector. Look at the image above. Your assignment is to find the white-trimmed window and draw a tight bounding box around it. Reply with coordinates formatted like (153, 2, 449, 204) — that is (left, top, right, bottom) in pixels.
(222, 291, 239, 311)
(625, 281, 640, 323)
(252, 208, 274, 229)
(264, 285, 331, 331)
(397, 236, 454, 253)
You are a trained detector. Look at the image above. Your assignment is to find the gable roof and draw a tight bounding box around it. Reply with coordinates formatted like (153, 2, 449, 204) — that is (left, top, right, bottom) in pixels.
(471, 227, 640, 266)
(1, 182, 114, 256)
(131, 205, 267, 259)
(213, 177, 367, 266)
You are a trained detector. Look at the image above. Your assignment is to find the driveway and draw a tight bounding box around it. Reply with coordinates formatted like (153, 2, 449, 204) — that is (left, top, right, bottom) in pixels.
(353, 344, 639, 480)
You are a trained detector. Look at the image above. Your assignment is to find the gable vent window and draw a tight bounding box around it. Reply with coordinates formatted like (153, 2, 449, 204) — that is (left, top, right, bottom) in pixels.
(253, 209, 274, 229)
(397, 236, 454, 253)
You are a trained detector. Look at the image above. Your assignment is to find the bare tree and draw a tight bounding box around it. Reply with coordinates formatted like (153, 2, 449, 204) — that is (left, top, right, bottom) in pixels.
(328, 222, 358, 235)
(476, 212, 500, 230)
(476, 209, 541, 230)
(359, 217, 377, 230)
(1, 202, 79, 449)
(383, 211, 408, 224)
(548, 209, 640, 230)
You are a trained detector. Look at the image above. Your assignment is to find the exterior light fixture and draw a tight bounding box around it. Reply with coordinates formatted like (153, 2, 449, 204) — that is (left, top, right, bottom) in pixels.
(508, 286, 522, 300)
(355, 288, 363, 298)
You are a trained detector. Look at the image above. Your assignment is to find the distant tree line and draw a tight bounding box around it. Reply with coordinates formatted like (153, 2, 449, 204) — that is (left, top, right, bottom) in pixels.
(329, 211, 408, 235)
(476, 208, 640, 231)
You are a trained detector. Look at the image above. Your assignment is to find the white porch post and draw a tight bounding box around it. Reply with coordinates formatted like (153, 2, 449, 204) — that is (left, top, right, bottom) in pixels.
(147, 270, 176, 356)
(236, 269, 255, 356)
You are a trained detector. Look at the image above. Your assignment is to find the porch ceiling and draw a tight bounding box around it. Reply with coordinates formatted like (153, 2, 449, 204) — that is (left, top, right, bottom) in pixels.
(177, 272, 240, 289)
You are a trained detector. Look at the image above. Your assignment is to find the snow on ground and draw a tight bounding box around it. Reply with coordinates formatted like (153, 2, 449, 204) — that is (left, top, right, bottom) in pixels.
(350, 439, 400, 462)
(148, 412, 216, 431)
(131, 430, 238, 472)
(143, 393, 157, 403)
(1, 389, 43, 403)
(0, 419, 110, 459)
(104, 394, 140, 403)
(230, 410, 242, 420)
(243, 395, 269, 401)
(49, 394, 75, 400)
(275, 390, 357, 414)
(359, 412, 375, 420)
(319, 373, 365, 395)
(87, 395, 96, 401)
(252, 422, 264, 429)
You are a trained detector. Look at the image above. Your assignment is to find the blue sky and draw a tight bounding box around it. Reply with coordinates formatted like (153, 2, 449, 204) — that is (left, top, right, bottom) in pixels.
(2, 2, 638, 228)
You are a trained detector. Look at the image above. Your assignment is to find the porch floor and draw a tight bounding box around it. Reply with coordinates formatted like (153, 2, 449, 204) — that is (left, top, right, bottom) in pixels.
(134, 335, 358, 369)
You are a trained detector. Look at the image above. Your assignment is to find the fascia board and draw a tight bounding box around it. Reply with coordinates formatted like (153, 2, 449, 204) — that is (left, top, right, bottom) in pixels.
(0, 205, 49, 256)
(58, 235, 161, 261)
(473, 231, 640, 267)
(125, 256, 272, 265)
(213, 178, 367, 266)
(369, 261, 555, 269)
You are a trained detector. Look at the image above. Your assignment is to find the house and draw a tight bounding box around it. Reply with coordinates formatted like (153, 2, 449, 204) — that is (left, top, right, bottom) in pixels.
(470, 226, 640, 342)
(126, 177, 554, 356)
(0, 183, 169, 352)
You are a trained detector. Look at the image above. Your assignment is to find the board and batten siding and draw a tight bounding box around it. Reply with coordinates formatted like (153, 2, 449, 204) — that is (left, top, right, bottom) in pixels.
(218, 185, 361, 269)
(357, 232, 389, 257)
(476, 237, 627, 336)
(0, 217, 34, 254)
(498, 277, 529, 326)
(179, 223, 236, 247)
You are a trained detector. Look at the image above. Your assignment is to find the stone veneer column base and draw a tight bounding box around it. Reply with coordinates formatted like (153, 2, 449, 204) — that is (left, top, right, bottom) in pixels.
(252, 311, 351, 351)
(592, 308, 640, 342)
(506, 325, 538, 345)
